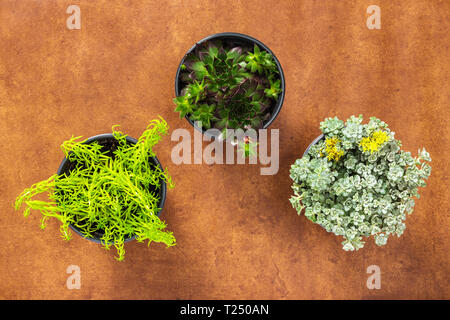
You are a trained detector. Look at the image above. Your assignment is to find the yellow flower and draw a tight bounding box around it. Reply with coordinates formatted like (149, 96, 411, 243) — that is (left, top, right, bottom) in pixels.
(360, 131, 389, 153)
(321, 137, 344, 162)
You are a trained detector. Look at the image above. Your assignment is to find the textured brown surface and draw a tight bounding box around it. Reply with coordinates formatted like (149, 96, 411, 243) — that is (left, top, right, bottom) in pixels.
(0, 0, 449, 300)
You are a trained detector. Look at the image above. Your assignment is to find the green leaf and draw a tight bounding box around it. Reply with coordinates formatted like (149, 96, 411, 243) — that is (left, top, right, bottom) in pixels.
(254, 44, 260, 55)
(174, 96, 193, 118)
(226, 47, 242, 61)
(190, 61, 207, 77)
(208, 45, 219, 59)
(191, 61, 204, 70)
(203, 54, 213, 66)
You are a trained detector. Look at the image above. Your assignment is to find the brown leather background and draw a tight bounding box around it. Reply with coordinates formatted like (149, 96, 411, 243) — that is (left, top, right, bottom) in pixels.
(0, 0, 448, 299)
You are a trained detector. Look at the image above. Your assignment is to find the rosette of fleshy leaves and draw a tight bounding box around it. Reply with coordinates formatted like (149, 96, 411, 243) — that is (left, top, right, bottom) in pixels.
(289, 115, 432, 251)
(174, 40, 282, 134)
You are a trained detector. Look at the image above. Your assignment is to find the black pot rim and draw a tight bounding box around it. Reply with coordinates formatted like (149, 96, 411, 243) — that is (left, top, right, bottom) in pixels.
(174, 32, 286, 139)
(56, 133, 167, 244)
(303, 134, 325, 158)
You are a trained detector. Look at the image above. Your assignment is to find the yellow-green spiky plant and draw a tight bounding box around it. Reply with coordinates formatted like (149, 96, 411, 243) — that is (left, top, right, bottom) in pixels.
(14, 117, 175, 261)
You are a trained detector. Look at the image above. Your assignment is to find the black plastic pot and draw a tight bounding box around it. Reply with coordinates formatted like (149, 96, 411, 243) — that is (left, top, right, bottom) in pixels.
(174, 32, 286, 139)
(303, 134, 325, 157)
(56, 133, 167, 244)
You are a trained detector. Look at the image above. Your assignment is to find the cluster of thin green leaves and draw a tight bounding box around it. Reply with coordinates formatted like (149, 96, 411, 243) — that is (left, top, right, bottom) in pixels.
(14, 117, 175, 261)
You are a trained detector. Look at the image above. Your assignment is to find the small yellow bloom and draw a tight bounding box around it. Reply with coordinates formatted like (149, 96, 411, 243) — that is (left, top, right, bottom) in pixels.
(320, 137, 344, 162)
(360, 130, 389, 153)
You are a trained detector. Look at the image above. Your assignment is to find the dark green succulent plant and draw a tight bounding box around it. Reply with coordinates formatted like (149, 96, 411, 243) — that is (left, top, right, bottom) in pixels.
(174, 40, 282, 134)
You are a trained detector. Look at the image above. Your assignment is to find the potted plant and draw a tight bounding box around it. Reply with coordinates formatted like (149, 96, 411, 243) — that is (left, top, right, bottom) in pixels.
(14, 117, 175, 261)
(174, 32, 285, 153)
(289, 115, 432, 251)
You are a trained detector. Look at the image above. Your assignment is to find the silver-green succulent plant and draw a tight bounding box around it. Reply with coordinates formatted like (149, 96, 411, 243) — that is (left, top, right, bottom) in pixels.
(289, 115, 432, 251)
